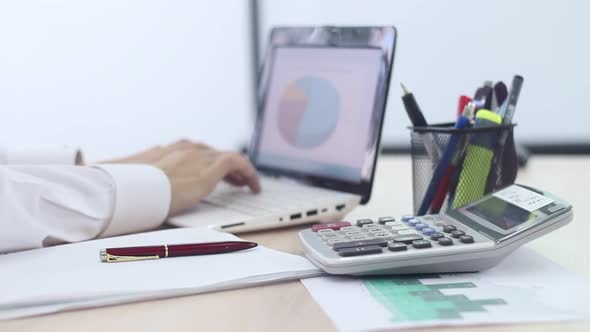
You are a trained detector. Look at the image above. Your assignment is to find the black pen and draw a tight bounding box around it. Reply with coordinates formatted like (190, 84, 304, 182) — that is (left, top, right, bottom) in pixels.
(401, 83, 442, 164)
(484, 75, 524, 193)
(401, 83, 428, 126)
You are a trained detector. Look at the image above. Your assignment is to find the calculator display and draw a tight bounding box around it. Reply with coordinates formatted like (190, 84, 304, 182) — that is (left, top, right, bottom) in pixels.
(466, 196, 535, 230)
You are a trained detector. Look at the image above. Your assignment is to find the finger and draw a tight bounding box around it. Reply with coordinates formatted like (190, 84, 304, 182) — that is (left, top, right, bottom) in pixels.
(224, 173, 248, 187)
(205, 153, 261, 193)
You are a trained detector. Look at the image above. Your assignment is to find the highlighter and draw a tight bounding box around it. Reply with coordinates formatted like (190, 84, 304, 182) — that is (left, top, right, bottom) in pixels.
(451, 110, 502, 209)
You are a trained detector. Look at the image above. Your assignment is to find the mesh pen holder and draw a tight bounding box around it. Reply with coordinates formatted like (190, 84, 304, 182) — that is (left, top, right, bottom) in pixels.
(410, 122, 518, 215)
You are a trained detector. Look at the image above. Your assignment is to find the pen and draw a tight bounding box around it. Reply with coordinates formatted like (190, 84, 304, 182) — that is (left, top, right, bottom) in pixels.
(485, 75, 524, 192)
(493, 81, 508, 112)
(429, 134, 470, 214)
(100, 241, 258, 263)
(498, 75, 523, 125)
(417, 103, 474, 215)
(457, 95, 472, 119)
(429, 99, 475, 213)
(401, 83, 442, 164)
(473, 84, 493, 112)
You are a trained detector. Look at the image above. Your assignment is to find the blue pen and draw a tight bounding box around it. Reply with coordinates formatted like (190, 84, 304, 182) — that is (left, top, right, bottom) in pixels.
(417, 103, 475, 215)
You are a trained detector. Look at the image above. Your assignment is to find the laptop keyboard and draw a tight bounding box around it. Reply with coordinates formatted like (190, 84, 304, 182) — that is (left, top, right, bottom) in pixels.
(202, 176, 350, 217)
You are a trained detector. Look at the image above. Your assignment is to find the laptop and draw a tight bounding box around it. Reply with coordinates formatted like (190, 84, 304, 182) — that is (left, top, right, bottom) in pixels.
(169, 26, 397, 233)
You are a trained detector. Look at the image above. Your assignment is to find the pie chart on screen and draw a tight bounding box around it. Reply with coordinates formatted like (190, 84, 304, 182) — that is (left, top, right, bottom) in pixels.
(277, 76, 340, 149)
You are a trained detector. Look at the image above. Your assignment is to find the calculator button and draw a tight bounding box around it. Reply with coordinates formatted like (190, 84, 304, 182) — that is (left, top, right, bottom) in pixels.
(401, 215, 414, 222)
(326, 238, 348, 246)
(373, 231, 393, 236)
(422, 215, 435, 221)
(442, 225, 457, 233)
(340, 226, 358, 231)
(378, 216, 396, 224)
(350, 235, 372, 241)
(459, 235, 475, 244)
(385, 221, 404, 227)
(332, 238, 389, 250)
(433, 219, 446, 226)
(547, 204, 565, 213)
(362, 224, 381, 229)
(421, 227, 436, 236)
(390, 225, 409, 232)
(415, 223, 428, 231)
(388, 242, 408, 252)
(344, 231, 362, 236)
(430, 232, 445, 241)
(408, 219, 420, 227)
(393, 234, 423, 244)
(451, 230, 466, 238)
(356, 219, 374, 227)
(338, 245, 383, 257)
(373, 232, 394, 240)
(367, 228, 386, 233)
(397, 229, 418, 235)
(312, 222, 351, 232)
(438, 237, 453, 246)
(317, 229, 334, 234)
(412, 240, 432, 249)
(320, 233, 340, 239)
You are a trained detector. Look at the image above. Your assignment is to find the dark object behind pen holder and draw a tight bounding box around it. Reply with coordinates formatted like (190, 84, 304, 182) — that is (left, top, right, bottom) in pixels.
(410, 123, 518, 215)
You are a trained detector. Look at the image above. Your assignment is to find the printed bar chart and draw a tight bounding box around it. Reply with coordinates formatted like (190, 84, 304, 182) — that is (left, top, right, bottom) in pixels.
(302, 249, 590, 331)
(364, 275, 507, 322)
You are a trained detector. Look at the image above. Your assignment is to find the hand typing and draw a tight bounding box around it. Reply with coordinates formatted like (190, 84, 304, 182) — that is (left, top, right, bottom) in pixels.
(102, 140, 261, 216)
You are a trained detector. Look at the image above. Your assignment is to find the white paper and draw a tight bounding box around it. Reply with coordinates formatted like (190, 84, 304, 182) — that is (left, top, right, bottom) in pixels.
(302, 248, 590, 332)
(493, 186, 554, 212)
(0, 227, 323, 320)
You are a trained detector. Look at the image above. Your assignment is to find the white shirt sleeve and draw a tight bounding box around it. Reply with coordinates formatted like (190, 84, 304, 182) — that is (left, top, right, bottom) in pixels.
(0, 164, 171, 254)
(0, 146, 83, 165)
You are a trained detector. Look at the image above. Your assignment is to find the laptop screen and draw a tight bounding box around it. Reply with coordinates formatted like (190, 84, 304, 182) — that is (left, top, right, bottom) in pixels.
(255, 47, 383, 183)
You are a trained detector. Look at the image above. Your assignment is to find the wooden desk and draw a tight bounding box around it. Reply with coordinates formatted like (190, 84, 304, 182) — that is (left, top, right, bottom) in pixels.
(3, 156, 590, 332)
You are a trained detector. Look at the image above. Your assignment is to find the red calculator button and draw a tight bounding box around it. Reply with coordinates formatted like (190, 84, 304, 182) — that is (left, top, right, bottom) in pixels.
(312, 222, 351, 232)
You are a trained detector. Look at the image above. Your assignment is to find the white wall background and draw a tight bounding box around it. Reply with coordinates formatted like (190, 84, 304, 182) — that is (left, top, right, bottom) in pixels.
(0, 1, 254, 161)
(259, 0, 590, 146)
(1, 1, 588, 160)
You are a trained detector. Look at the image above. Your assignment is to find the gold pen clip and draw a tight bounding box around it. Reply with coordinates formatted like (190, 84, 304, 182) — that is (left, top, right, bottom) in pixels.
(100, 249, 160, 263)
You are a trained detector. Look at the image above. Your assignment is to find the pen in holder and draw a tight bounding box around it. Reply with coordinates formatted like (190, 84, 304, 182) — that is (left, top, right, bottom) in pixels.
(410, 122, 517, 215)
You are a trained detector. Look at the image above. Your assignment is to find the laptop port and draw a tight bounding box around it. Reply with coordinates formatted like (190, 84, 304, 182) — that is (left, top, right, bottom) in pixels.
(221, 222, 246, 229)
(290, 213, 302, 220)
(306, 209, 318, 217)
(335, 204, 346, 211)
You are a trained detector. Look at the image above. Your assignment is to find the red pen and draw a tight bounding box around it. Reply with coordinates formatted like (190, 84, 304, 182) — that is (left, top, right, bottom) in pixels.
(457, 95, 472, 119)
(99, 241, 258, 263)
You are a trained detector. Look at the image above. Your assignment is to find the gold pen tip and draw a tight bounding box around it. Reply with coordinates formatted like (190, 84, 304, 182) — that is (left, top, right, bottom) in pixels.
(99, 249, 107, 262)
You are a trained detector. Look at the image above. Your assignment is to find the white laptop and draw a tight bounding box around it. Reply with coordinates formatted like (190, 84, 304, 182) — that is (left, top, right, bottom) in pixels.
(169, 26, 397, 233)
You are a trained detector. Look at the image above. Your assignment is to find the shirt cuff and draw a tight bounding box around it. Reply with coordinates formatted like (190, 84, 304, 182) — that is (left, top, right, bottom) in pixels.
(0, 146, 83, 165)
(94, 164, 171, 238)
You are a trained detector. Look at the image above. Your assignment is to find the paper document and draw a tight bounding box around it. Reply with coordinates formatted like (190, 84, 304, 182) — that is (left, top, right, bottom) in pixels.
(0, 227, 323, 320)
(302, 248, 590, 331)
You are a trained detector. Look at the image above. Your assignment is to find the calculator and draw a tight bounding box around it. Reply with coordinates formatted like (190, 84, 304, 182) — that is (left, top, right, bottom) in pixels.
(299, 184, 573, 275)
